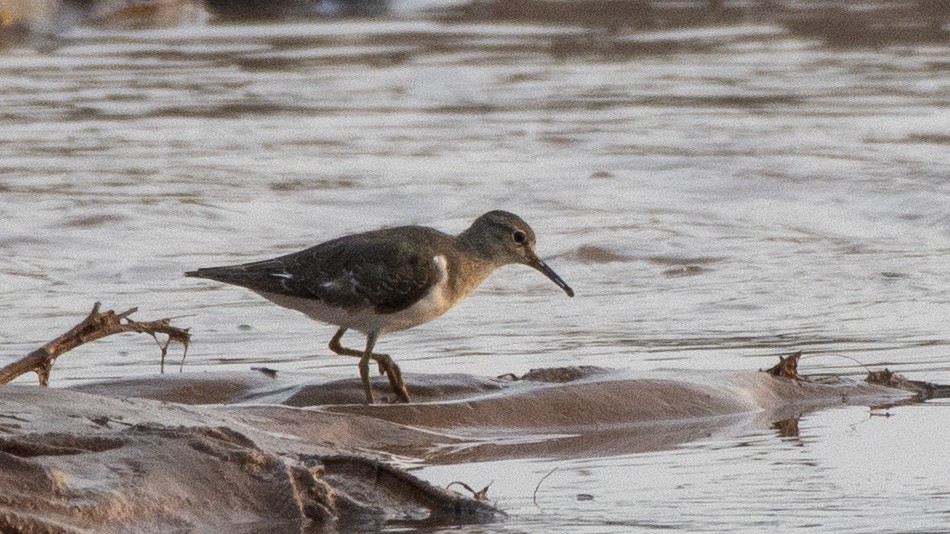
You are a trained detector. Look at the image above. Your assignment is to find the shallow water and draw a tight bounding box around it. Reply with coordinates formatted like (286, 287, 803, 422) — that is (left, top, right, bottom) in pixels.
(420, 401, 950, 533)
(1, 13, 949, 533)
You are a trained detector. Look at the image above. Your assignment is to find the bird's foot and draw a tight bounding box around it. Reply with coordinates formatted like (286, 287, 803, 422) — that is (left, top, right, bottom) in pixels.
(372, 354, 410, 403)
(373, 353, 391, 375)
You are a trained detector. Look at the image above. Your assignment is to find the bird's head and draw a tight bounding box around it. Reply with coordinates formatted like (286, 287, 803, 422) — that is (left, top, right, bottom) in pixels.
(462, 210, 574, 297)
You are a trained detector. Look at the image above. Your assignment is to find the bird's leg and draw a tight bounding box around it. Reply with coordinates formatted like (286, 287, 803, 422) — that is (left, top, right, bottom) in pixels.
(329, 328, 389, 374)
(375, 353, 410, 403)
(328, 328, 410, 404)
(360, 332, 379, 404)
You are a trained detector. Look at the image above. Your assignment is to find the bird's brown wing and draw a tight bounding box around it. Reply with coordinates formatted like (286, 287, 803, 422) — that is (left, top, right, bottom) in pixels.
(186, 228, 444, 315)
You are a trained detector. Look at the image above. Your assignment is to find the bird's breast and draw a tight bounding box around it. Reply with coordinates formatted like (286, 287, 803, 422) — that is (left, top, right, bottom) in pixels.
(377, 255, 454, 334)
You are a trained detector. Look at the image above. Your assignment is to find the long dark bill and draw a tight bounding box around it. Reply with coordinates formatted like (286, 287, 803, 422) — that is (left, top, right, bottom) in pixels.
(529, 255, 575, 297)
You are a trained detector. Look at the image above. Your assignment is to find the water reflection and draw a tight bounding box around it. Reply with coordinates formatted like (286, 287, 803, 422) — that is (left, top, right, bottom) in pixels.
(417, 403, 950, 533)
(771, 416, 801, 439)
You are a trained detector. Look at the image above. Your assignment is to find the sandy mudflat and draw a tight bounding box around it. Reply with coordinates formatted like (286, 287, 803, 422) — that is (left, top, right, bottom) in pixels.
(0, 366, 914, 532)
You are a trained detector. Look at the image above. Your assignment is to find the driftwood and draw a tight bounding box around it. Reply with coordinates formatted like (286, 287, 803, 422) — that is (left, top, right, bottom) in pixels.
(0, 302, 190, 386)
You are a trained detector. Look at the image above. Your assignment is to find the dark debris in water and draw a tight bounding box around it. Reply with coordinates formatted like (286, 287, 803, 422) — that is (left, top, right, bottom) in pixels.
(251, 366, 278, 378)
(500, 366, 609, 384)
(763, 350, 802, 380)
(764, 350, 950, 404)
(866, 368, 950, 402)
(446, 480, 493, 502)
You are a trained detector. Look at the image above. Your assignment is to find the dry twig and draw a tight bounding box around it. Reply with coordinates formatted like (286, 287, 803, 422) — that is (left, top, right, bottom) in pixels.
(533, 467, 558, 508)
(0, 302, 190, 385)
(446, 481, 493, 501)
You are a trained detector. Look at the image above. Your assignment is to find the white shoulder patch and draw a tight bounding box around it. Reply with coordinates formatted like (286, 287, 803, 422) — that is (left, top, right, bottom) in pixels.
(432, 255, 448, 283)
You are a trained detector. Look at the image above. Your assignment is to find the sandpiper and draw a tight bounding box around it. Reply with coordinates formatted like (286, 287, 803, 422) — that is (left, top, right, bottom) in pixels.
(185, 210, 574, 404)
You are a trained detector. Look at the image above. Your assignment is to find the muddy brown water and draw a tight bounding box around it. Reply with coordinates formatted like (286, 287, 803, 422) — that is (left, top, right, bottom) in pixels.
(1, 8, 949, 533)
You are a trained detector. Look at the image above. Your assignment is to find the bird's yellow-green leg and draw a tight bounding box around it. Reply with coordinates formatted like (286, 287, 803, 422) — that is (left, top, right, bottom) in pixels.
(329, 328, 387, 370)
(359, 332, 378, 404)
(383, 359, 410, 403)
(328, 328, 410, 403)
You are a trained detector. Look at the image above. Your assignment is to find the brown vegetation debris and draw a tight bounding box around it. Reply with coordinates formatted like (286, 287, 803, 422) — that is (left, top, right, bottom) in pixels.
(0, 302, 190, 386)
(516, 366, 608, 383)
(866, 368, 950, 402)
(446, 481, 493, 501)
(763, 351, 802, 379)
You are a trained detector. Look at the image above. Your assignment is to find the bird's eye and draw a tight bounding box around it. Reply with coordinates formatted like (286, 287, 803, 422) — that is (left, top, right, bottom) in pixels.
(512, 230, 527, 244)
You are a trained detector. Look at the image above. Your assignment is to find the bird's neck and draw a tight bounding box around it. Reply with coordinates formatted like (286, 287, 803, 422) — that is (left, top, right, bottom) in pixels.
(450, 236, 503, 303)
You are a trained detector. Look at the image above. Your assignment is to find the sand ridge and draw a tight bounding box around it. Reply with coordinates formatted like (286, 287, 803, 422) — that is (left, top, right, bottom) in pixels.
(0, 367, 915, 531)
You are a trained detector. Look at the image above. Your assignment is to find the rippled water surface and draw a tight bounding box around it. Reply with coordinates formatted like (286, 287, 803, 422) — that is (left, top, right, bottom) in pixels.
(1, 15, 949, 533)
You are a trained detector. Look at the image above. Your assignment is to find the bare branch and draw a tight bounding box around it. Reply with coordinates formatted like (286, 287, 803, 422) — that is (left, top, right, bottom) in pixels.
(0, 302, 191, 385)
(533, 467, 558, 508)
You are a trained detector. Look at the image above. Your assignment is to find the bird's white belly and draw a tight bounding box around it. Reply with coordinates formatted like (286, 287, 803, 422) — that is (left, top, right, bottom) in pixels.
(379, 256, 453, 333)
(254, 255, 454, 335)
